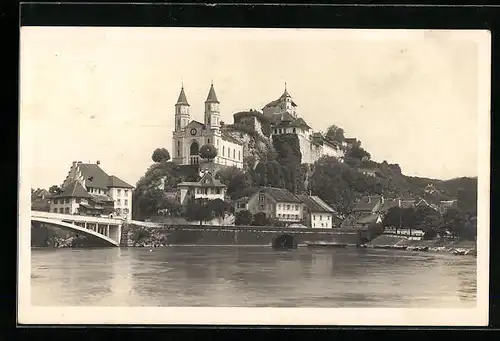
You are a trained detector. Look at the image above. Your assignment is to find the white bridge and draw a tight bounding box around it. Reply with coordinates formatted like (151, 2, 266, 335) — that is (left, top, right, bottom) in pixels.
(31, 211, 126, 247)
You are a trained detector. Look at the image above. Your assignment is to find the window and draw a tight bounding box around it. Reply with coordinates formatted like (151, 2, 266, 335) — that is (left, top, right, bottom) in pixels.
(116, 208, 121, 214)
(117, 199, 121, 205)
(223, 146, 225, 156)
(313, 215, 316, 220)
(53, 208, 58, 213)
(124, 199, 128, 205)
(286, 204, 290, 210)
(117, 189, 121, 196)
(177, 141, 181, 156)
(320, 215, 322, 220)
(217, 139, 219, 146)
(123, 208, 129, 214)
(53, 199, 58, 204)
(59, 208, 64, 213)
(238, 151, 241, 160)
(294, 205, 298, 210)
(233, 149, 235, 159)
(76, 198, 81, 203)
(208, 138, 211, 144)
(65, 207, 70, 214)
(65, 198, 69, 204)
(293, 128, 296, 133)
(216, 188, 221, 194)
(228, 148, 231, 158)
(259, 194, 265, 202)
(124, 190, 128, 196)
(260, 204, 265, 210)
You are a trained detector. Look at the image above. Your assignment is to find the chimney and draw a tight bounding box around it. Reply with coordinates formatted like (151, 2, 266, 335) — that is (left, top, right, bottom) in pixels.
(96, 160, 100, 165)
(367, 196, 371, 203)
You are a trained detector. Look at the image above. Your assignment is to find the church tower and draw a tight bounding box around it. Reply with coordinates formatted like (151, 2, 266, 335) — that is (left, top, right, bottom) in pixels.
(204, 83, 220, 130)
(174, 85, 190, 132)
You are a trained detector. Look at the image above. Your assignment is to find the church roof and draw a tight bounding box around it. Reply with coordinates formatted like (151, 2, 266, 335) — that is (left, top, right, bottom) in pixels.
(206, 84, 219, 103)
(176, 86, 189, 106)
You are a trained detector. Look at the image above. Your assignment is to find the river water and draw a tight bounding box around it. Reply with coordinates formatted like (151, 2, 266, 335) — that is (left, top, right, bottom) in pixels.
(31, 246, 477, 308)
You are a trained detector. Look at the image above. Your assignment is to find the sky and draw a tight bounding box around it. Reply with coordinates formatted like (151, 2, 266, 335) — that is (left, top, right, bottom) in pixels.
(20, 27, 485, 190)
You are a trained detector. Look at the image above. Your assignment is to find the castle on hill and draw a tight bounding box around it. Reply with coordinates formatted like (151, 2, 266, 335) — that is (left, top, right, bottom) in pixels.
(171, 82, 345, 169)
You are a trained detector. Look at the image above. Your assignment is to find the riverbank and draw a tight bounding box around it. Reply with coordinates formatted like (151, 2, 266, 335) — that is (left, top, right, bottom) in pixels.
(364, 234, 476, 256)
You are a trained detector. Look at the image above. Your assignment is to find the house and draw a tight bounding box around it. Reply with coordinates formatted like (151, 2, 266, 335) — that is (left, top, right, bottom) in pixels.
(439, 200, 458, 214)
(233, 196, 250, 213)
(31, 188, 52, 212)
(50, 161, 134, 221)
(358, 168, 378, 177)
(296, 195, 337, 228)
(356, 213, 383, 229)
(176, 171, 227, 205)
(352, 195, 384, 216)
(246, 187, 303, 223)
(414, 198, 439, 211)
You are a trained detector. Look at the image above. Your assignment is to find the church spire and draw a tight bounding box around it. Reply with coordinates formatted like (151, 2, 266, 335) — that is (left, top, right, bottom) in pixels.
(176, 85, 189, 106)
(205, 82, 219, 103)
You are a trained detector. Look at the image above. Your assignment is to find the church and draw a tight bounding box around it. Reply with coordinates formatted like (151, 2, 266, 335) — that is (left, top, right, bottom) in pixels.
(171, 83, 245, 168)
(171, 82, 344, 169)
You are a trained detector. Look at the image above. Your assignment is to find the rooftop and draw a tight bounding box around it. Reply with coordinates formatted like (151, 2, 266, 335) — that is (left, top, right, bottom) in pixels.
(258, 187, 302, 203)
(76, 162, 133, 190)
(296, 195, 335, 213)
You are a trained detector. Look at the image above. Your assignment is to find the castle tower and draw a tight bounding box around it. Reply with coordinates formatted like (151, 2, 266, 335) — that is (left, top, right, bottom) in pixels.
(204, 82, 220, 130)
(174, 85, 190, 132)
(282, 82, 296, 118)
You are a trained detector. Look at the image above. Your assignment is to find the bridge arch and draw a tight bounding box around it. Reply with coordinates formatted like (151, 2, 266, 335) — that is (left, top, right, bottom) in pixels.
(272, 234, 298, 250)
(32, 217, 119, 247)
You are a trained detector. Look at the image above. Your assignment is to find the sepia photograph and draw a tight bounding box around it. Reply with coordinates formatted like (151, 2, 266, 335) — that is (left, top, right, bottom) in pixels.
(18, 26, 490, 325)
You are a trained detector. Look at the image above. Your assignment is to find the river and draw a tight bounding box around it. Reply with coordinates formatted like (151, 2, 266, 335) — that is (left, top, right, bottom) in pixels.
(31, 246, 477, 308)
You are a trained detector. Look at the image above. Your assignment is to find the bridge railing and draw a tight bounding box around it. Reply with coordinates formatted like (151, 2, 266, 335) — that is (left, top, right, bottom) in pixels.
(31, 210, 124, 225)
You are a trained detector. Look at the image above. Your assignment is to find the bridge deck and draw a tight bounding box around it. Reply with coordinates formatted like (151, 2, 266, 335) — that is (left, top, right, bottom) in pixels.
(32, 211, 124, 225)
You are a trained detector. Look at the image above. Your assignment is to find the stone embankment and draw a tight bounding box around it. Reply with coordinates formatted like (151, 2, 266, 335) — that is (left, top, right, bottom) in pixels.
(365, 234, 476, 256)
(120, 224, 366, 248)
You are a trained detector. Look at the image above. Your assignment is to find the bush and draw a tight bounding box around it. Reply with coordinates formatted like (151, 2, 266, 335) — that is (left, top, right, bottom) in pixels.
(235, 210, 253, 225)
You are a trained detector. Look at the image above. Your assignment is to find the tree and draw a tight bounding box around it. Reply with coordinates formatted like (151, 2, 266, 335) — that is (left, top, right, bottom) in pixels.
(199, 144, 218, 162)
(48, 185, 62, 195)
(206, 198, 227, 218)
(251, 212, 270, 226)
(382, 206, 403, 232)
(346, 144, 371, 161)
(185, 201, 214, 226)
(235, 210, 253, 225)
(152, 148, 171, 163)
(443, 207, 466, 238)
(325, 124, 345, 143)
(216, 166, 253, 199)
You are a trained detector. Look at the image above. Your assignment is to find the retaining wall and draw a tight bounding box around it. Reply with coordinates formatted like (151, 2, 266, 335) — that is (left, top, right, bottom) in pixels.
(121, 224, 365, 247)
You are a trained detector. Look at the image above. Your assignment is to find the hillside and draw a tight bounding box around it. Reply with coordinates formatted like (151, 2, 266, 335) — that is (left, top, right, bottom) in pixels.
(132, 119, 477, 221)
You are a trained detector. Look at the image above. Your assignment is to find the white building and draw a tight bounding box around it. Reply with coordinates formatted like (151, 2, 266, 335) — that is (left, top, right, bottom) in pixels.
(171, 84, 244, 168)
(296, 195, 337, 228)
(176, 171, 227, 205)
(246, 187, 304, 223)
(50, 161, 134, 221)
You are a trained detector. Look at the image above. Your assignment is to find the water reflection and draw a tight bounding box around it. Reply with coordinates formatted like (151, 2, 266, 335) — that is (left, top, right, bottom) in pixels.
(31, 246, 477, 308)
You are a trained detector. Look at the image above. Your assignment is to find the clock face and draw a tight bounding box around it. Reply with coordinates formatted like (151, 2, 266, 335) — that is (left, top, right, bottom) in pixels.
(190, 128, 197, 136)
